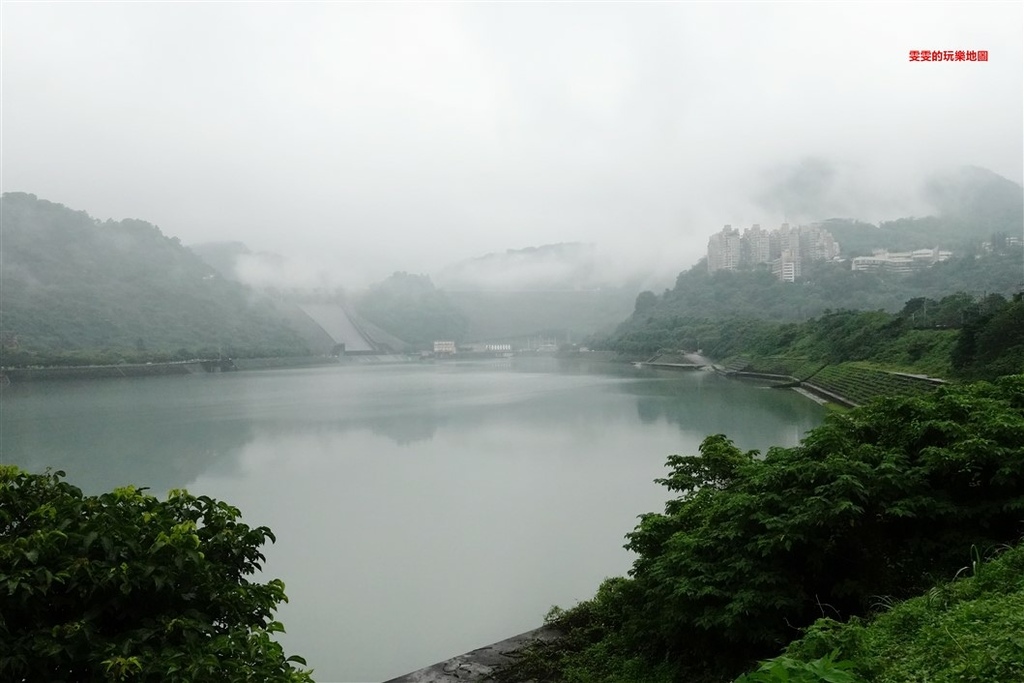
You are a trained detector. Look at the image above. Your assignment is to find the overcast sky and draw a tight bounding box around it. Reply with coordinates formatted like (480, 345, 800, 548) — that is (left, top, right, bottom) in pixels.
(2, 2, 1022, 287)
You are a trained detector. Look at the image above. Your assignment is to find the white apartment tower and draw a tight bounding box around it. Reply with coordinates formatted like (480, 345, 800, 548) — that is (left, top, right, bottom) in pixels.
(707, 222, 839, 281)
(742, 224, 771, 265)
(707, 225, 743, 272)
(800, 225, 841, 261)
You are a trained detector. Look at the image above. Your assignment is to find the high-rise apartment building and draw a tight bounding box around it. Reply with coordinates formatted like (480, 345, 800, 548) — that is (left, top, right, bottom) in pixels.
(707, 225, 743, 272)
(707, 222, 839, 281)
(799, 224, 841, 261)
(742, 224, 771, 265)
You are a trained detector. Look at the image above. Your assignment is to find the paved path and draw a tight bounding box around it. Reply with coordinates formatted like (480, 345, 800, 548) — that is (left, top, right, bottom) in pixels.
(382, 627, 560, 683)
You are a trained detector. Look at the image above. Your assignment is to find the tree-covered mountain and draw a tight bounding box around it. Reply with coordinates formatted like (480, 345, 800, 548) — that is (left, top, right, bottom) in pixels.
(352, 272, 469, 349)
(601, 247, 1022, 354)
(0, 193, 309, 364)
(821, 166, 1023, 256)
(597, 167, 1023, 352)
(433, 242, 642, 342)
(187, 241, 252, 281)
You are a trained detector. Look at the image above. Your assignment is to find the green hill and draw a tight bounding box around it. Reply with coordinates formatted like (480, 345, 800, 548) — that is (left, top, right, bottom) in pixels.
(0, 193, 309, 364)
(815, 167, 1023, 257)
(433, 243, 641, 342)
(352, 272, 469, 349)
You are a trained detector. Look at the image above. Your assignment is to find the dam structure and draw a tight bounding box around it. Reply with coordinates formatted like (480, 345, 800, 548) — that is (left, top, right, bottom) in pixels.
(295, 303, 410, 356)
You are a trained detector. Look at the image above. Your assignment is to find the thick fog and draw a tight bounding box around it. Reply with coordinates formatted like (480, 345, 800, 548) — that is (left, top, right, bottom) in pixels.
(2, 2, 1021, 288)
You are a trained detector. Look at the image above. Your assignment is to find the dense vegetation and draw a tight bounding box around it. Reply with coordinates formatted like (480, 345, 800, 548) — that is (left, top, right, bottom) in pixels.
(353, 272, 469, 348)
(602, 247, 1022, 358)
(952, 293, 1024, 380)
(748, 542, 1024, 683)
(824, 166, 1023, 256)
(0, 194, 310, 365)
(498, 375, 1024, 682)
(606, 291, 1022, 383)
(607, 164, 1022, 349)
(0, 467, 311, 682)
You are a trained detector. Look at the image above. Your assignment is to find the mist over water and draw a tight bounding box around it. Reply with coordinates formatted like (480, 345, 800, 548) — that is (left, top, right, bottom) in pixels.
(0, 359, 823, 681)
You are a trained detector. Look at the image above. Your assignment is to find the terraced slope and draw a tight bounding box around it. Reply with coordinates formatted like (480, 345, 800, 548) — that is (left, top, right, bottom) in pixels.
(806, 364, 944, 406)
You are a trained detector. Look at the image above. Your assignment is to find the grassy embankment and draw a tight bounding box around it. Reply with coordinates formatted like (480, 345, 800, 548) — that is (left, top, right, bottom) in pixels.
(739, 542, 1024, 683)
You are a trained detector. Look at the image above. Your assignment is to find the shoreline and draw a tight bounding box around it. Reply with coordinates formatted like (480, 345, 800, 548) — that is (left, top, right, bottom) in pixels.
(0, 355, 339, 384)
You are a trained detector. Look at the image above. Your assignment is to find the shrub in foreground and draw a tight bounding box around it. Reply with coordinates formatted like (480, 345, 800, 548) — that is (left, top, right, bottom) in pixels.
(759, 542, 1024, 682)
(0, 467, 313, 682)
(501, 375, 1024, 682)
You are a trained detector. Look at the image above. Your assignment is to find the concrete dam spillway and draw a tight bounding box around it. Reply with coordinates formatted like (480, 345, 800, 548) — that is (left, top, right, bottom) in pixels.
(296, 303, 375, 353)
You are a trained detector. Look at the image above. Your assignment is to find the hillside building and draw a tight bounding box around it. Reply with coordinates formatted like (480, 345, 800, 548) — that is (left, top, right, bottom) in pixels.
(800, 224, 841, 261)
(707, 225, 743, 272)
(772, 248, 801, 282)
(851, 248, 952, 274)
(707, 222, 840, 281)
(742, 224, 772, 265)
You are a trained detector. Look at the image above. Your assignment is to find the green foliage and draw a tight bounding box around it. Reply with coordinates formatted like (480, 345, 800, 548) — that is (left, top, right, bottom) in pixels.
(505, 377, 1024, 683)
(0, 467, 313, 682)
(600, 289, 1023, 386)
(735, 651, 864, 683)
(597, 248, 1022, 360)
(624, 378, 1024, 667)
(775, 543, 1024, 682)
(952, 293, 1024, 380)
(0, 193, 309, 362)
(635, 291, 658, 315)
(492, 579, 675, 683)
(868, 328, 956, 377)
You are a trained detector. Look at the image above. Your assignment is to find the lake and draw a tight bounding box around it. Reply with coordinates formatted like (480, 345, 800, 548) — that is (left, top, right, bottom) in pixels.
(0, 357, 825, 682)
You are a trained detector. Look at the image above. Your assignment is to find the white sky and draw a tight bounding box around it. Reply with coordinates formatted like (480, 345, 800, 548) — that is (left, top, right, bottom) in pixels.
(2, 1, 1022, 287)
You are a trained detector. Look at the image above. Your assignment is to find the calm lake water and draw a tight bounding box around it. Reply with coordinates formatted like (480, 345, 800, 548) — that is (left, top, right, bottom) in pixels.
(0, 358, 824, 682)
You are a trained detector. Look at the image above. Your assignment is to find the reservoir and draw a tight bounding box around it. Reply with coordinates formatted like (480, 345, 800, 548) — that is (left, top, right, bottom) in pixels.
(0, 358, 824, 682)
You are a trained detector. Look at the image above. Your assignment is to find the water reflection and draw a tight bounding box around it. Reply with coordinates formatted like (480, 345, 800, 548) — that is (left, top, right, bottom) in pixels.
(0, 376, 255, 493)
(623, 370, 821, 453)
(0, 360, 824, 682)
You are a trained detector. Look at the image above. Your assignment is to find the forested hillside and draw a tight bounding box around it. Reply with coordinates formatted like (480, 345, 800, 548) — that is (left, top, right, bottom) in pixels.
(822, 166, 1023, 256)
(353, 272, 469, 349)
(435, 243, 642, 342)
(600, 167, 1023, 355)
(0, 193, 309, 364)
(600, 249, 1022, 358)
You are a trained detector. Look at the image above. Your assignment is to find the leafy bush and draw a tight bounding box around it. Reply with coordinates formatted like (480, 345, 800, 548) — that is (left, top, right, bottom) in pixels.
(735, 651, 864, 683)
(0, 467, 312, 682)
(623, 377, 1024, 668)
(774, 543, 1024, 682)
(505, 376, 1024, 683)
